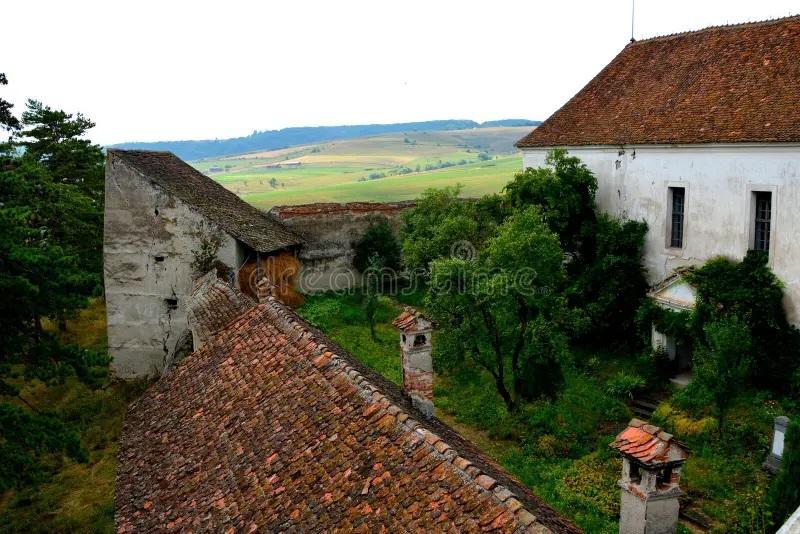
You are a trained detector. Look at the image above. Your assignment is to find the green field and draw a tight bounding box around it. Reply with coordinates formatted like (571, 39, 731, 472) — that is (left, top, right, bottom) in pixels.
(190, 127, 530, 208)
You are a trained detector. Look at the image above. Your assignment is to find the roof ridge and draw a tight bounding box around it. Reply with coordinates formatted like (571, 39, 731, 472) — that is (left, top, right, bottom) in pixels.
(255, 296, 580, 533)
(108, 149, 302, 252)
(631, 13, 800, 45)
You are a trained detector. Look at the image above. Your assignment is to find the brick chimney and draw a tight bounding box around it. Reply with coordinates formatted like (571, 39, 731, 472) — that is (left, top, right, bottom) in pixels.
(392, 307, 434, 418)
(611, 419, 688, 534)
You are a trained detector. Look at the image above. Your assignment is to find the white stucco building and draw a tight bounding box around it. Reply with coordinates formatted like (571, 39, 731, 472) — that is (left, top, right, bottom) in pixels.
(517, 16, 800, 325)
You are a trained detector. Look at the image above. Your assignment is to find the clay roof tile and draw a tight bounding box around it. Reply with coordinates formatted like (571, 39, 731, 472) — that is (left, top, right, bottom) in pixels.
(117, 285, 577, 533)
(517, 15, 800, 148)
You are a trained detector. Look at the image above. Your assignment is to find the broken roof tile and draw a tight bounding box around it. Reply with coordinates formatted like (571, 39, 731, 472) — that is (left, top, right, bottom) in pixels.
(610, 419, 688, 466)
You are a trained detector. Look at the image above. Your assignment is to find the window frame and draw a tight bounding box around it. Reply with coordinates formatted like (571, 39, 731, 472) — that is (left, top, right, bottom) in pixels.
(753, 191, 772, 253)
(664, 182, 689, 252)
(668, 187, 686, 249)
(746, 185, 778, 262)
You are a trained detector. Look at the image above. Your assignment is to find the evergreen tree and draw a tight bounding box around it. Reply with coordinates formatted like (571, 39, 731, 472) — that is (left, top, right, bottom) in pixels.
(20, 100, 105, 202)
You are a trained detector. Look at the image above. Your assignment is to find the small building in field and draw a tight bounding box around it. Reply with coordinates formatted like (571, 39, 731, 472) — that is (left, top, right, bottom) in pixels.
(517, 16, 800, 330)
(104, 150, 301, 378)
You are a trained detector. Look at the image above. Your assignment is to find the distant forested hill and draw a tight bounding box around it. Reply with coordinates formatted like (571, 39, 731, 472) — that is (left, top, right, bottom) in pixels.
(108, 119, 540, 161)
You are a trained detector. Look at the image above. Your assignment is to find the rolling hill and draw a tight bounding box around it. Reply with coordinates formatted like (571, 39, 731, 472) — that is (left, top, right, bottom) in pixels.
(192, 126, 532, 208)
(110, 119, 539, 160)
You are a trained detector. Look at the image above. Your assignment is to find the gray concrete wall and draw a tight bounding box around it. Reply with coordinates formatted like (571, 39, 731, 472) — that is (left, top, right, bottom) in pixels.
(104, 154, 239, 378)
(270, 202, 413, 292)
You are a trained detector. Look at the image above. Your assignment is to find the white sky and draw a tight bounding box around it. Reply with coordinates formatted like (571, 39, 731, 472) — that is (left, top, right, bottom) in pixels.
(3, 0, 797, 145)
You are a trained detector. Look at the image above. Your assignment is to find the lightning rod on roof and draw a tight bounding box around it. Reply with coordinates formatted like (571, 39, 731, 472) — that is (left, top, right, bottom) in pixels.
(630, 0, 636, 42)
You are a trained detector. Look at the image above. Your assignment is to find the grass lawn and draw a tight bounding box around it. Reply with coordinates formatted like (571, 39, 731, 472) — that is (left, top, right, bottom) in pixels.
(0, 299, 148, 534)
(297, 291, 796, 533)
(242, 156, 521, 208)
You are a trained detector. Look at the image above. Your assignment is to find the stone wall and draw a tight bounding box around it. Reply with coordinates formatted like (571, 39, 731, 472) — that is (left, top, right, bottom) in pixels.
(104, 154, 244, 378)
(270, 201, 414, 292)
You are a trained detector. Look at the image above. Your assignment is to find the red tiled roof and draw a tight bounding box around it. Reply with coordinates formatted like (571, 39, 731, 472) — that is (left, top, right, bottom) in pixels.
(185, 271, 255, 345)
(610, 419, 687, 466)
(392, 306, 433, 332)
(517, 15, 800, 148)
(117, 294, 578, 533)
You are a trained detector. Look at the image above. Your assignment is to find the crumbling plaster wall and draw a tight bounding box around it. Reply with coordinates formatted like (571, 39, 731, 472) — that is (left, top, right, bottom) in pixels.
(522, 144, 800, 324)
(270, 201, 413, 292)
(104, 155, 241, 378)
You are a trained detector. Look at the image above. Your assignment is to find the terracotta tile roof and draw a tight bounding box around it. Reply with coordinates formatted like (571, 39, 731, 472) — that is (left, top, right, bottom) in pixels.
(108, 150, 302, 252)
(610, 419, 688, 466)
(392, 306, 433, 332)
(517, 15, 800, 148)
(117, 291, 579, 533)
(185, 271, 255, 345)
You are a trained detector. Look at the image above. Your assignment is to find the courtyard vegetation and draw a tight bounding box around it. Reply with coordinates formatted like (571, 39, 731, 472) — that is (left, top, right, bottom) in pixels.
(300, 150, 800, 533)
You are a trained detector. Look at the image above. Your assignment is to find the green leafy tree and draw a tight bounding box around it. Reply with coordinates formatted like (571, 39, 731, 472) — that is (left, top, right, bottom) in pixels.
(0, 160, 98, 338)
(0, 403, 87, 491)
(426, 206, 568, 411)
(353, 218, 402, 273)
(401, 185, 505, 272)
(503, 149, 597, 258)
(767, 419, 800, 531)
(570, 214, 648, 342)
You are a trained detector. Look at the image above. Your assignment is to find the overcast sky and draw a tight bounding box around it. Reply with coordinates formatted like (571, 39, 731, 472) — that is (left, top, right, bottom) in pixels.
(3, 0, 797, 145)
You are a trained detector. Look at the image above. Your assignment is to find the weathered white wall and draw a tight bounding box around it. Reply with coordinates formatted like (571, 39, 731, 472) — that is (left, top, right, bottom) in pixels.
(522, 144, 800, 323)
(104, 156, 239, 378)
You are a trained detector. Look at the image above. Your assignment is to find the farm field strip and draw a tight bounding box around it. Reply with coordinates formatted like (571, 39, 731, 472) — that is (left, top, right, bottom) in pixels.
(192, 126, 530, 207)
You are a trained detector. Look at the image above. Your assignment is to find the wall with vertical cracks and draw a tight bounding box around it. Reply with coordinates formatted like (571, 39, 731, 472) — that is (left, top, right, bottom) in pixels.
(104, 155, 240, 378)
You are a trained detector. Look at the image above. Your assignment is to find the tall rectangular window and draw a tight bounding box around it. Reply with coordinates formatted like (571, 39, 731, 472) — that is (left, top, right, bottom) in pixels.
(753, 191, 772, 253)
(669, 187, 685, 248)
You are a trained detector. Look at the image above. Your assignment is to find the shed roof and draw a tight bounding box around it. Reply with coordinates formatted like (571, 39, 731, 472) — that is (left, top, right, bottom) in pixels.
(108, 149, 301, 252)
(117, 290, 578, 533)
(517, 15, 800, 148)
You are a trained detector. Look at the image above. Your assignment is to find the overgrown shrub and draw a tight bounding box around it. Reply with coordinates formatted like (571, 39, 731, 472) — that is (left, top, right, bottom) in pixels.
(571, 214, 648, 343)
(688, 251, 800, 393)
(651, 401, 717, 438)
(557, 450, 620, 519)
(604, 372, 645, 399)
(190, 235, 220, 275)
